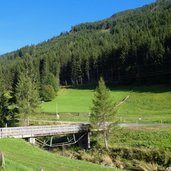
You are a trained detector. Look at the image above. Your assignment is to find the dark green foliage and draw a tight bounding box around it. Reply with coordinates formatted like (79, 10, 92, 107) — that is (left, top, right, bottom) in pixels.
(0, 91, 19, 127)
(0, 0, 170, 124)
(15, 73, 39, 125)
(1, 0, 171, 86)
(41, 85, 56, 102)
(71, 54, 83, 85)
(0, 66, 5, 92)
(43, 73, 58, 92)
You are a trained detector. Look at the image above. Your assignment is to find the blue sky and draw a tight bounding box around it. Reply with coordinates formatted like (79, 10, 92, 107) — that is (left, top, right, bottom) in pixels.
(0, 0, 156, 55)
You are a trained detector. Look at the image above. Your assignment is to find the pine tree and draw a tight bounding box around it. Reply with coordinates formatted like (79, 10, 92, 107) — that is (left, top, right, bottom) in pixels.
(16, 73, 40, 126)
(0, 91, 19, 127)
(71, 54, 82, 85)
(0, 67, 4, 93)
(91, 77, 116, 150)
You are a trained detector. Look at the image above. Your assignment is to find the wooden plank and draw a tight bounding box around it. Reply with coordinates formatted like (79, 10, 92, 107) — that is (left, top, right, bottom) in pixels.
(0, 124, 90, 138)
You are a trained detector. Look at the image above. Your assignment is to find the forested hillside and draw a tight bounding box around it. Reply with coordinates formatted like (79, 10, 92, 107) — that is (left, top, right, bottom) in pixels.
(0, 0, 171, 103)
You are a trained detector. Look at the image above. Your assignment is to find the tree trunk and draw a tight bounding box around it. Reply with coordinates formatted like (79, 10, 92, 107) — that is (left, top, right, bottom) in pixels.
(87, 70, 90, 82)
(103, 130, 109, 151)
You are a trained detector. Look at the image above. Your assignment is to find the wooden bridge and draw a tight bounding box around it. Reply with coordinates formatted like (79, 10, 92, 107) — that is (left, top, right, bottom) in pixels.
(0, 123, 90, 148)
(0, 124, 89, 138)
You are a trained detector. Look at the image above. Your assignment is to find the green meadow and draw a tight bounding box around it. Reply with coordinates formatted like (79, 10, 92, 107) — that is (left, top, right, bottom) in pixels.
(39, 85, 171, 123)
(3, 86, 171, 170)
(41, 88, 94, 113)
(0, 139, 119, 171)
(110, 126, 171, 149)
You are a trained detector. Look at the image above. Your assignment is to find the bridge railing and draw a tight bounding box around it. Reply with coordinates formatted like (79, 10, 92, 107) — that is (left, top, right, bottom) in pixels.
(0, 124, 89, 138)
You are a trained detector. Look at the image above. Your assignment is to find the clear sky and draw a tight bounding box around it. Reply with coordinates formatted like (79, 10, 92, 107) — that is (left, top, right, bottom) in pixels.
(0, 0, 156, 55)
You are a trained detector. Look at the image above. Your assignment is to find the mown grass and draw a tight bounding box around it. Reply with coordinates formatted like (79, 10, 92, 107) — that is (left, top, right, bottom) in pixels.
(41, 88, 94, 113)
(0, 139, 119, 171)
(39, 85, 171, 123)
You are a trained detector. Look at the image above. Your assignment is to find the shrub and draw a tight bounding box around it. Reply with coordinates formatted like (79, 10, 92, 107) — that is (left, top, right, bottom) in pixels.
(79, 151, 94, 162)
(100, 154, 113, 166)
(110, 147, 171, 168)
(134, 160, 159, 171)
(41, 85, 56, 101)
(44, 73, 59, 92)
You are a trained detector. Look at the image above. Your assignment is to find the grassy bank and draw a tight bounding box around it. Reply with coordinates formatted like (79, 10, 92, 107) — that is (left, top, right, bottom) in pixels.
(0, 139, 119, 171)
(52, 126, 171, 170)
(110, 126, 171, 149)
(108, 127, 171, 170)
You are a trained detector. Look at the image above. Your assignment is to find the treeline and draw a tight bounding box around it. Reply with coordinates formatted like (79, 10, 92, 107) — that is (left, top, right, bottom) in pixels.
(70, 0, 171, 84)
(0, 53, 59, 126)
(0, 0, 171, 126)
(1, 0, 171, 86)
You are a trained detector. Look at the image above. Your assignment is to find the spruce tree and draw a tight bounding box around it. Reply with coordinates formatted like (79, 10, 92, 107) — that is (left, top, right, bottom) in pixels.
(0, 91, 19, 127)
(16, 73, 40, 126)
(91, 77, 116, 150)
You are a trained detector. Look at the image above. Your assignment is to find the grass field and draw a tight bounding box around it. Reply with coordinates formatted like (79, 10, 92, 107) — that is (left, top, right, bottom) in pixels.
(0, 139, 119, 171)
(38, 85, 171, 123)
(110, 126, 171, 149)
(41, 88, 94, 113)
(7, 86, 171, 170)
(107, 126, 171, 170)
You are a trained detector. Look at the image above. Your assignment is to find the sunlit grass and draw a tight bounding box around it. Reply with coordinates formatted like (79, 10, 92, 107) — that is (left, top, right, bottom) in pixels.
(0, 139, 119, 171)
(38, 85, 171, 123)
(110, 126, 171, 149)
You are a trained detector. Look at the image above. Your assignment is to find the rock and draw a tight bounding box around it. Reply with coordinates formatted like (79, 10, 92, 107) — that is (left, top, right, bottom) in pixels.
(165, 167, 171, 171)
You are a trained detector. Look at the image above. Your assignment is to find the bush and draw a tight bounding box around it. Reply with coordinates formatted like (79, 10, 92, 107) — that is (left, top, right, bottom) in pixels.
(79, 151, 94, 162)
(134, 160, 159, 171)
(100, 154, 113, 166)
(44, 73, 59, 92)
(41, 85, 56, 101)
(110, 147, 171, 167)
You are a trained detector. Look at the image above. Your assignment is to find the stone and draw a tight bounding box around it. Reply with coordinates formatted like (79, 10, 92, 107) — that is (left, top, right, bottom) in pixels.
(165, 167, 171, 171)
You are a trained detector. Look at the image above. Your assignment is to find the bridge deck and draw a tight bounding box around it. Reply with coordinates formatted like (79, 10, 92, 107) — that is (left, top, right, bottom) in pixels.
(0, 124, 90, 138)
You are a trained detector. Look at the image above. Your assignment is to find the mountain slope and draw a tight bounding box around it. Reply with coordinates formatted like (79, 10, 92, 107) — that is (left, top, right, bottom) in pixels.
(0, 0, 171, 95)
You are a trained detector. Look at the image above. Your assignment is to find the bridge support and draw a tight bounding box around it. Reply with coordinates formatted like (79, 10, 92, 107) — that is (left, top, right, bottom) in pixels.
(78, 132, 91, 149)
(28, 138, 36, 144)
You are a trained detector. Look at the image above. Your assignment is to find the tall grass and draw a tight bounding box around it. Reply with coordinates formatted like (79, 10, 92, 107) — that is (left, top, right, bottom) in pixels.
(110, 127, 171, 149)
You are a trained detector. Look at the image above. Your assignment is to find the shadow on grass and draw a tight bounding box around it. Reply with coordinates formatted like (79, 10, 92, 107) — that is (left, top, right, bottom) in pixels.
(63, 84, 171, 93)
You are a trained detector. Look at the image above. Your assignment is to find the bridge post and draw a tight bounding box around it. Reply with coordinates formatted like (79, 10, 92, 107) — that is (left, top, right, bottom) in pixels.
(28, 138, 36, 144)
(87, 132, 91, 149)
(78, 132, 91, 149)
